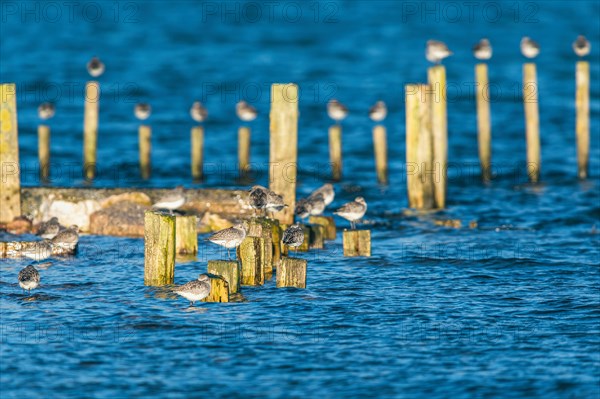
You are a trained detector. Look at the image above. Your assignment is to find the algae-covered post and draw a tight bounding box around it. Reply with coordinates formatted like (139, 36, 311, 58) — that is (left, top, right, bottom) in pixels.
(238, 126, 251, 175)
(329, 125, 342, 181)
(83, 81, 99, 181)
(0, 83, 21, 223)
(372, 125, 388, 185)
(343, 230, 371, 257)
(309, 215, 336, 240)
(202, 274, 230, 303)
(277, 257, 307, 288)
(191, 126, 204, 181)
(428, 65, 448, 208)
(139, 125, 151, 179)
(175, 215, 197, 255)
(523, 63, 541, 183)
(576, 60, 590, 179)
(144, 211, 176, 286)
(207, 260, 241, 294)
(238, 236, 265, 286)
(475, 63, 492, 182)
(269, 83, 298, 225)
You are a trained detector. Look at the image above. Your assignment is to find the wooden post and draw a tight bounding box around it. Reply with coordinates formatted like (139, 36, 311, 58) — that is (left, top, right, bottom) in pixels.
(475, 63, 492, 182)
(202, 274, 229, 303)
(523, 63, 541, 183)
(576, 61, 590, 179)
(373, 125, 388, 184)
(343, 230, 371, 257)
(310, 224, 325, 250)
(238, 236, 265, 285)
(329, 125, 342, 181)
(83, 81, 99, 181)
(191, 126, 204, 181)
(144, 211, 175, 286)
(238, 126, 250, 174)
(270, 221, 282, 267)
(175, 215, 197, 255)
(405, 84, 434, 210)
(428, 65, 447, 208)
(207, 260, 240, 294)
(248, 218, 274, 274)
(0, 83, 21, 223)
(309, 215, 336, 240)
(277, 257, 307, 288)
(139, 125, 151, 179)
(269, 83, 298, 225)
(38, 125, 50, 182)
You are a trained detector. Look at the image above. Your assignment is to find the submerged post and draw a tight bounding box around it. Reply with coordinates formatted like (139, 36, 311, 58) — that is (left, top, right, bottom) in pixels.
(83, 81, 99, 180)
(523, 63, 541, 183)
(38, 125, 50, 182)
(238, 126, 250, 174)
(329, 125, 342, 181)
(0, 83, 21, 223)
(576, 61, 590, 179)
(475, 63, 492, 182)
(428, 65, 448, 208)
(139, 125, 151, 179)
(144, 211, 175, 286)
(191, 126, 204, 181)
(269, 83, 298, 224)
(372, 125, 388, 185)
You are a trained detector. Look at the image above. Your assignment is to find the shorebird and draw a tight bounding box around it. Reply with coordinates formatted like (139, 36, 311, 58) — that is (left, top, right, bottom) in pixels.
(310, 183, 335, 206)
(38, 103, 55, 120)
(36, 217, 62, 239)
(473, 38, 493, 60)
(282, 224, 304, 254)
(334, 197, 367, 230)
(173, 274, 211, 306)
(153, 187, 186, 213)
(369, 101, 387, 122)
(573, 35, 591, 57)
(207, 223, 247, 260)
(51, 225, 79, 252)
(248, 185, 268, 216)
(327, 99, 348, 123)
(236, 101, 257, 122)
(190, 101, 208, 123)
(426, 40, 453, 64)
(295, 198, 312, 220)
(264, 188, 287, 216)
(307, 193, 325, 216)
(134, 103, 151, 120)
(18, 265, 40, 295)
(21, 240, 53, 262)
(87, 56, 105, 78)
(520, 37, 540, 59)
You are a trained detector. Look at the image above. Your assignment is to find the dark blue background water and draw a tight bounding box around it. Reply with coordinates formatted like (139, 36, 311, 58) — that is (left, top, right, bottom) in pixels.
(1, 1, 599, 398)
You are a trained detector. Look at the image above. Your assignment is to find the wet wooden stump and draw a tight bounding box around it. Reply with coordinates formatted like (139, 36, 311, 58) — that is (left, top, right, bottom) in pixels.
(475, 63, 492, 182)
(238, 236, 265, 286)
(175, 215, 197, 255)
(0, 83, 21, 223)
(277, 257, 307, 288)
(144, 211, 175, 286)
(428, 65, 448, 209)
(310, 224, 325, 250)
(309, 215, 336, 240)
(83, 81, 99, 180)
(343, 230, 371, 257)
(207, 260, 241, 294)
(248, 217, 275, 273)
(202, 274, 229, 303)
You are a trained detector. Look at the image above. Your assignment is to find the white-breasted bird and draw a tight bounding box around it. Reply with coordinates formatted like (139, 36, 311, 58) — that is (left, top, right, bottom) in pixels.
(426, 40, 452, 64)
(520, 37, 540, 59)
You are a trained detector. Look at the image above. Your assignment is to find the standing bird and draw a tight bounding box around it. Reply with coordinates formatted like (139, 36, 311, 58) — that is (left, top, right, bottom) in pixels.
(573, 35, 591, 57)
(334, 197, 367, 230)
(248, 185, 268, 216)
(426, 40, 453, 64)
(282, 224, 304, 255)
(134, 103, 151, 121)
(36, 217, 62, 239)
(38, 103, 55, 120)
(207, 223, 247, 260)
(295, 198, 313, 221)
(327, 99, 348, 123)
(86, 56, 105, 78)
(153, 186, 186, 213)
(473, 38, 493, 60)
(520, 37, 540, 59)
(51, 225, 79, 252)
(190, 101, 208, 123)
(369, 101, 387, 122)
(307, 193, 326, 216)
(264, 188, 287, 216)
(21, 241, 53, 262)
(18, 265, 40, 295)
(236, 101, 258, 122)
(310, 183, 335, 206)
(173, 274, 211, 306)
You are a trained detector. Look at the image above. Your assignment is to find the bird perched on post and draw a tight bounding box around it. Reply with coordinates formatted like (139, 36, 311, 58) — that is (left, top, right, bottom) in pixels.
(190, 101, 208, 123)
(307, 193, 326, 216)
(573, 35, 591, 57)
(51, 225, 79, 253)
(327, 99, 348, 123)
(520, 37, 540, 59)
(134, 103, 151, 121)
(426, 40, 453, 64)
(473, 38, 493, 60)
(207, 223, 247, 260)
(310, 184, 335, 206)
(173, 274, 211, 306)
(236, 101, 257, 122)
(369, 101, 387, 122)
(38, 103, 55, 120)
(18, 265, 40, 295)
(334, 197, 367, 230)
(251, 186, 287, 217)
(153, 187, 186, 213)
(248, 185, 268, 216)
(87, 56, 105, 77)
(282, 224, 304, 255)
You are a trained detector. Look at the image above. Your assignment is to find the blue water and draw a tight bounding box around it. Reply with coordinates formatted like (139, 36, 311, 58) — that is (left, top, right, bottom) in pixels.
(1, 1, 599, 398)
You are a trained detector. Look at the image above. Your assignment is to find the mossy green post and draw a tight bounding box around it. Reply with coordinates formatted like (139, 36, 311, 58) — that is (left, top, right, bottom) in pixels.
(208, 260, 241, 294)
(144, 211, 175, 286)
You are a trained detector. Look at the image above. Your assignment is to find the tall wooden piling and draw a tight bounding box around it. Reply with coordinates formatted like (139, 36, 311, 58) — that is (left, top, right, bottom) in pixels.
(373, 125, 388, 185)
(144, 211, 175, 286)
(248, 218, 274, 274)
(238, 236, 265, 286)
(175, 215, 197, 255)
(83, 81, 99, 180)
(405, 84, 434, 210)
(343, 230, 371, 257)
(277, 257, 307, 288)
(207, 260, 240, 294)
(428, 65, 448, 208)
(139, 125, 151, 179)
(329, 125, 342, 181)
(238, 126, 250, 174)
(0, 83, 21, 223)
(576, 61, 590, 179)
(191, 126, 204, 181)
(475, 63, 492, 182)
(269, 83, 298, 225)
(38, 125, 50, 182)
(523, 63, 541, 183)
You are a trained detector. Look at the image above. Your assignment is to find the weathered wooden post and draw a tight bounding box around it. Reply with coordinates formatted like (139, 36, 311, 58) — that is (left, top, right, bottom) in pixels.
(428, 65, 448, 208)
(238, 236, 265, 285)
(202, 274, 230, 303)
(248, 218, 275, 273)
(308, 215, 336, 240)
(310, 224, 325, 250)
(139, 125, 151, 179)
(83, 81, 99, 180)
(144, 211, 175, 286)
(343, 230, 371, 257)
(0, 83, 21, 223)
(523, 63, 541, 183)
(38, 125, 50, 182)
(277, 257, 307, 288)
(329, 125, 342, 181)
(373, 125, 388, 184)
(238, 126, 250, 174)
(269, 83, 298, 225)
(475, 63, 492, 182)
(175, 215, 197, 255)
(576, 60, 590, 179)
(207, 261, 240, 294)
(191, 126, 204, 181)
(405, 84, 434, 210)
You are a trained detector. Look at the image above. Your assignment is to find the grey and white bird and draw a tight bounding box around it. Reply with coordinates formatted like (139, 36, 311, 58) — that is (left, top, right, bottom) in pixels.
(248, 185, 268, 216)
(236, 101, 257, 122)
(573, 35, 591, 57)
(307, 193, 326, 216)
(520, 37, 540, 59)
(134, 103, 151, 120)
(21, 240, 53, 262)
(153, 187, 186, 213)
(327, 99, 348, 123)
(264, 189, 287, 216)
(38, 103, 55, 120)
(369, 101, 387, 122)
(295, 198, 313, 220)
(282, 224, 304, 254)
(190, 101, 208, 123)
(334, 197, 367, 230)
(310, 183, 335, 206)
(473, 38, 493, 60)
(87, 56, 105, 78)
(51, 225, 79, 252)
(36, 217, 62, 239)
(18, 265, 40, 294)
(426, 40, 453, 64)
(173, 274, 211, 306)
(207, 223, 247, 260)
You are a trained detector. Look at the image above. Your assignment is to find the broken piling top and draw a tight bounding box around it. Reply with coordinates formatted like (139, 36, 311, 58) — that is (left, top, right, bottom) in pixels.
(269, 83, 298, 225)
(0, 83, 21, 223)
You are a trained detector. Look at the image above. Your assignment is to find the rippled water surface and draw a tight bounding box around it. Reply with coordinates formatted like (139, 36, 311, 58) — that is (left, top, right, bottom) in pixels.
(1, 1, 599, 398)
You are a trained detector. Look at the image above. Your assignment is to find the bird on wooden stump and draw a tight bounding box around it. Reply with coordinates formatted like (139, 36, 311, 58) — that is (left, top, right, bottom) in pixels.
(327, 99, 348, 124)
(153, 186, 186, 214)
(520, 37, 540, 59)
(334, 197, 367, 230)
(426, 40, 452, 64)
(207, 223, 247, 260)
(173, 274, 211, 306)
(282, 224, 304, 255)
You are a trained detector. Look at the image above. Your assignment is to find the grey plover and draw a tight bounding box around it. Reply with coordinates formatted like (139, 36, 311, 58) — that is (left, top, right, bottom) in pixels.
(334, 197, 367, 230)
(295, 198, 312, 220)
(51, 225, 79, 252)
(153, 187, 186, 213)
(573, 35, 591, 57)
(38, 103, 55, 120)
(248, 185, 268, 216)
(282, 224, 304, 254)
(473, 38, 493, 60)
(190, 101, 208, 123)
(87, 56, 105, 78)
(307, 193, 325, 216)
(236, 101, 257, 122)
(311, 183, 335, 206)
(36, 217, 62, 239)
(134, 103, 151, 121)
(173, 274, 211, 306)
(327, 99, 348, 123)
(21, 241, 53, 262)
(520, 37, 540, 59)
(18, 265, 40, 294)
(369, 101, 387, 122)
(264, 188, 287, 216)
(426, 40, 453, 64)
(207, 223, 247, 260)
